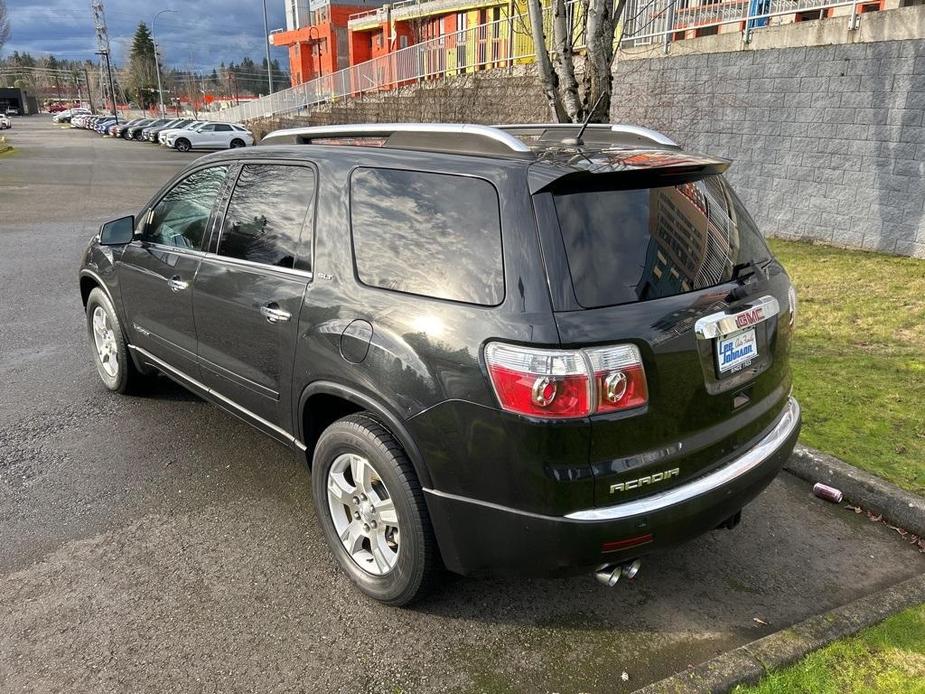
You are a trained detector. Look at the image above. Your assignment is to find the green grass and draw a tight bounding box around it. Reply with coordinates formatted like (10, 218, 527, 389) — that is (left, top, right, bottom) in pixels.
(770, 240, 925, 494)
(734, 603, 925, 694)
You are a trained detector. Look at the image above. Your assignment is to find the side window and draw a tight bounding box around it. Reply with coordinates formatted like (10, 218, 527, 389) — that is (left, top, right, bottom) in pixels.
(143, 166, 227, 249)
(215, 124, 232, 132)
(217, 164, 316, 270)
(350, 168, 504, 305)
(199, 124, 215, 132)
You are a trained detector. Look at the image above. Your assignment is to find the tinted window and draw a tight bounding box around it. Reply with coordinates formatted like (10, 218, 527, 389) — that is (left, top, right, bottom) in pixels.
(350, 168, 504, 305)
(144, 166, 227, 249)
(552, 175, 771, 308)
(218, 164, 315, 269)
(215, 124, 232, 132)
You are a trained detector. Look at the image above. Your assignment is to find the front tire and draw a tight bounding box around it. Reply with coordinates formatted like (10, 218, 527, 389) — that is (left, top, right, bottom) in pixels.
(175, 138, 191, 153)
(85, 287, 142, 394)
(312, 414, 440, 606)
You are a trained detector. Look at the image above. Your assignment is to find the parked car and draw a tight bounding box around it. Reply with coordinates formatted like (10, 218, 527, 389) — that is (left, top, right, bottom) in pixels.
(53, 108, 90, 123)
(0, 114, 10, 130)
(5, 107, 19, 116)
(158, 120, 203, 145)
(117, 118, 152, 139)
(110, 118, 144, 138)
(79, 122, 800, 606)
(93, 117, 118, 135)
(126, 119, 169, 141)
(144, 118, 193, 142)
(163, 122, 253, 151)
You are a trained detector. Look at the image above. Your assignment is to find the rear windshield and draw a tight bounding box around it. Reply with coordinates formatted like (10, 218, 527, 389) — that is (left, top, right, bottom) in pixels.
(551, 175, 770, 308)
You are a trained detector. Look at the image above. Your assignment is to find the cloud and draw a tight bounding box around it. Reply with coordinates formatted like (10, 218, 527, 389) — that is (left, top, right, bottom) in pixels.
(3, 0, 289, 72)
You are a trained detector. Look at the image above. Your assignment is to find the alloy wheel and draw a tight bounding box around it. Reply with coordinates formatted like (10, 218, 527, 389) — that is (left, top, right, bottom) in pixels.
(91, 306, 119, 378)
(326, 453, 400, 576)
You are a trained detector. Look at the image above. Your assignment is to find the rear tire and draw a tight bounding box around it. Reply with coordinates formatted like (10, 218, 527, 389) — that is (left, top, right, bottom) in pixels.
(175, 138, 191, 153)
(229, 138, 245, 149)
(85, 287, 143, 394)
(312, 413, 440, 606)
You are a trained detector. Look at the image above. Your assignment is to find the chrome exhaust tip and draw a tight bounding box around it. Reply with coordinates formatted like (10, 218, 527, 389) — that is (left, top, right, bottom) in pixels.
(595, 564, 621, 587)
(622, 559, 642, 580)
(594, 560, 641, 587)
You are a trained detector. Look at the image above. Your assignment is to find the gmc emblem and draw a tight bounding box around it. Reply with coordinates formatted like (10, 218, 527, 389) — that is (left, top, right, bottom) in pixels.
(735, 306, 765, 329)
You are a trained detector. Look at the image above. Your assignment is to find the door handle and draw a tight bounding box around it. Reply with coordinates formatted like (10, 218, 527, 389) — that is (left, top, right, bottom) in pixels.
(167, 277, 189, 293)
(260, 304, 291, 324)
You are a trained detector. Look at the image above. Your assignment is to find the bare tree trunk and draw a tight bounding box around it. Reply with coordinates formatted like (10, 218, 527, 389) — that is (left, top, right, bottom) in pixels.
(526, 0, 566, 122)
(583, 0, 625, 123)
(551, 0, 582, 122)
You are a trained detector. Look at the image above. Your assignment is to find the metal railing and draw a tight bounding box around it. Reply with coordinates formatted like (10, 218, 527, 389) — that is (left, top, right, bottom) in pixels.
(622, 0, 864, 45)
(205, 0, 871, 124)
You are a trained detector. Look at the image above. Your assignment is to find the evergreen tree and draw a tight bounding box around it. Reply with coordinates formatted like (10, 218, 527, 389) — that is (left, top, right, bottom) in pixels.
(127, 22, 158, 108)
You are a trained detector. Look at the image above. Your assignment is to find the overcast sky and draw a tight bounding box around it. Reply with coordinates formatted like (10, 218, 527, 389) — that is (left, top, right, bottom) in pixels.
(3, 0, 290, 72)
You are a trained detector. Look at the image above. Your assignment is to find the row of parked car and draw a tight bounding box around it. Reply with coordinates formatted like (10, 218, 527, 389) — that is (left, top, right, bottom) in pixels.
(60, 109, 255, 152)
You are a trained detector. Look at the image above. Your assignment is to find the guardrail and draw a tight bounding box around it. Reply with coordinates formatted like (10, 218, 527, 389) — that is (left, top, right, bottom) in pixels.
(205, 0, 871, 124)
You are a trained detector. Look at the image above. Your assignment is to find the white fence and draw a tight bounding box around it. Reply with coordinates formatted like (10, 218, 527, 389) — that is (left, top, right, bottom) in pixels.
(205, 0, 871, 123)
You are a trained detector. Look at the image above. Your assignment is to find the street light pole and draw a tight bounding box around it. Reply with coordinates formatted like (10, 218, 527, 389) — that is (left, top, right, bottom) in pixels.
(262, 0, 274, 95)
(153, 9, 177, 118)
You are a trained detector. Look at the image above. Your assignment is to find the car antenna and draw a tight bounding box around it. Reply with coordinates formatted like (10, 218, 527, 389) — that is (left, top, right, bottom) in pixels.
(561, 91, 608, 147)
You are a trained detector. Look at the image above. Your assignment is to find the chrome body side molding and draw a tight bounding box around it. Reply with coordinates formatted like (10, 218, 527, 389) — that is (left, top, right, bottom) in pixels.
(129, 344, 301, 449)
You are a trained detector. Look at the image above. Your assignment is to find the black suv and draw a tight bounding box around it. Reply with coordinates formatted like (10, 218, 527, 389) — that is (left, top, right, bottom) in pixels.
(79, 123, 800, 605)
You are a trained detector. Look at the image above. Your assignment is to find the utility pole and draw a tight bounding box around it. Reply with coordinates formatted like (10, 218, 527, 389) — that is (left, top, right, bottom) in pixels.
(90, 0, 118, 122)
(262, 0, 274, 94)
(153, 9, 177, 118)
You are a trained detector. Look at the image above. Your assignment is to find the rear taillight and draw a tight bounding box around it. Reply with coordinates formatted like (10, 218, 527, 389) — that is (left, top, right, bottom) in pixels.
(585, 345, 648, 414)
(484, 342, 647, 419)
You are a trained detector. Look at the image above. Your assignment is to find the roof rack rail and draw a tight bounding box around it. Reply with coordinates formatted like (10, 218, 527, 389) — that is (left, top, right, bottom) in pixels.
(260, 123, 534, 158)
(496, 123, 679, 148)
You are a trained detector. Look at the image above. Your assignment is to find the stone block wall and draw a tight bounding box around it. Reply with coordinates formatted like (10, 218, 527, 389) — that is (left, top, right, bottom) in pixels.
(610, 39, 925, 257)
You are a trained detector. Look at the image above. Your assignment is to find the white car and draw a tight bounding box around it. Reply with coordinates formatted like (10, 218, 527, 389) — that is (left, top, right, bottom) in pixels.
(53, 108, 90, 123)
(0, 114, 10, 130)
(165, 122, 254, 152)
(158, 121, 204, 145)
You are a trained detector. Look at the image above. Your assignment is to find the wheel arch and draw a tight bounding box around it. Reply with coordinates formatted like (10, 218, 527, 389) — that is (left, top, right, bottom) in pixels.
(298, 381, 433, 489)
(79, 268, 117, 310)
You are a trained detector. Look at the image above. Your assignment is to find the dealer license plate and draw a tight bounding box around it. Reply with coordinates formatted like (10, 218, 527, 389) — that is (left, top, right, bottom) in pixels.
(717, 329, 757, 374)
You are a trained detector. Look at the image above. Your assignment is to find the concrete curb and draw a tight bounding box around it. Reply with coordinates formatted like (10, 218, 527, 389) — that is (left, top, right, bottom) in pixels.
(635, 572, 925, 694)
(785, 445, 925, 539)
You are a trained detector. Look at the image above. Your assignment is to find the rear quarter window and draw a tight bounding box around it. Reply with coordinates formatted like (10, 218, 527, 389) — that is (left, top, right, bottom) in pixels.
(350, 168, 504, 306)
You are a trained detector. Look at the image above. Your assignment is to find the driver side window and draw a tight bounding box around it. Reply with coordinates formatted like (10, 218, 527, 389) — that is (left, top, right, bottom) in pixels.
(143, 166, 228, 249)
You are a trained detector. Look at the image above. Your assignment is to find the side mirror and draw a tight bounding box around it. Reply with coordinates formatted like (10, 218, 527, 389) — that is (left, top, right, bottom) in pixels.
(99, 215, 135, 245)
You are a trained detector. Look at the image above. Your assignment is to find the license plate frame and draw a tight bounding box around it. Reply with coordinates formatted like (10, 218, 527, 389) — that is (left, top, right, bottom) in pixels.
(716, 328, 758, 374)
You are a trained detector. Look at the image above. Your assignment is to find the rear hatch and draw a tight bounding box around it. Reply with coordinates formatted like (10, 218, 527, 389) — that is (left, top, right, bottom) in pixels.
(531, 149, 796, 507)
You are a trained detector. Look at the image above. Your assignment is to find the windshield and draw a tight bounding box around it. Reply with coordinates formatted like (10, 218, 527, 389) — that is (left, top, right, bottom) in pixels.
(551, 175, 771, 308)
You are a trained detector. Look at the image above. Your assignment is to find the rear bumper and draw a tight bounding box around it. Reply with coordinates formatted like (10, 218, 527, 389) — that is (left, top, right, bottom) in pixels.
(424, 397, 801, 576)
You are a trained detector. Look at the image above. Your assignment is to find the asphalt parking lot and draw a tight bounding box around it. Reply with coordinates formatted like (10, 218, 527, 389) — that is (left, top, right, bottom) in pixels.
(1, 117, 923, 693)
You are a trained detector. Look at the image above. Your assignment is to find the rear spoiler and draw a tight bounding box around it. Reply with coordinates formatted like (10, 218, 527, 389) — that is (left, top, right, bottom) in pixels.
(528, 149, 731, 194)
